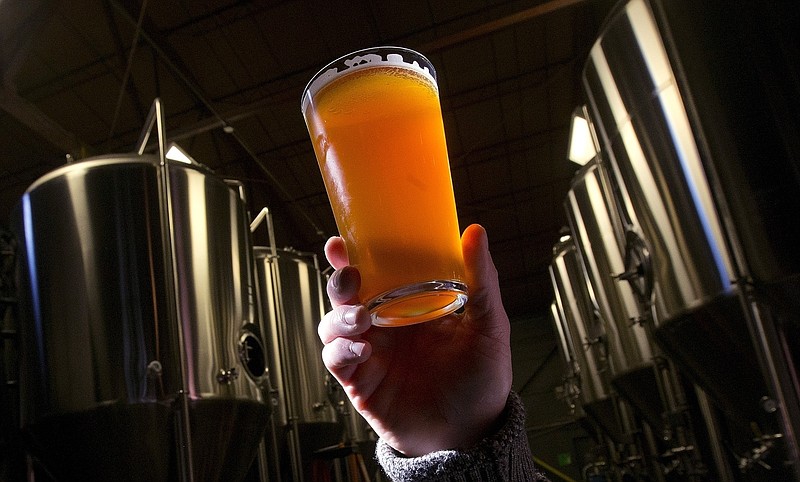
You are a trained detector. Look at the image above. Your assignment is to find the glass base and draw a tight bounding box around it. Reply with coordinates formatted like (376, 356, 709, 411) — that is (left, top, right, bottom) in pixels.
(367, 280, 468, 327)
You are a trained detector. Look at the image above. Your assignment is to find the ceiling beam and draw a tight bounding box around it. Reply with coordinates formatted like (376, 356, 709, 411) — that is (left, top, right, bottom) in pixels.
(418, 0, 588, 52)
(0, 0, 82, 155)
(0, 89, 81, 155)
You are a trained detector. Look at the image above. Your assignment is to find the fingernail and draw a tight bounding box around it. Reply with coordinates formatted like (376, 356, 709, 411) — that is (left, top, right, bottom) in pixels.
(343, 306, 359, 325)
(349, 341, 366, 357)
(338, 266, 359, 290)
(328, 266, 360, 301)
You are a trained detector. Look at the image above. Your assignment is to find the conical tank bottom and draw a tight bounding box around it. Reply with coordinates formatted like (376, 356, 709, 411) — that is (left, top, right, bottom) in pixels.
(610, 364, 664, 431)
(24, 399, 270, 481)
(24, 402, 173, 481)
(653, 293, 770, 431)
(186, 398, 270, 482)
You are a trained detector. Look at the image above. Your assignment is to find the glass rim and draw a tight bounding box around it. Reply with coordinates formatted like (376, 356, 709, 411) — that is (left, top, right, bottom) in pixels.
(301, 46, 437, 113)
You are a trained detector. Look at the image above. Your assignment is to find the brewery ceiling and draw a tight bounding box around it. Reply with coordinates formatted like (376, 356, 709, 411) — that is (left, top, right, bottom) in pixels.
(0, 0, 616, 318)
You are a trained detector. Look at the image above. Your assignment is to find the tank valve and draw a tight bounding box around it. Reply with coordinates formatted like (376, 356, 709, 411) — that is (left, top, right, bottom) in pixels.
(760, 396, 778, 413)
(217, 367, 240, 385)
(614, 230, 653, 304)
(147, 360, 163, 377)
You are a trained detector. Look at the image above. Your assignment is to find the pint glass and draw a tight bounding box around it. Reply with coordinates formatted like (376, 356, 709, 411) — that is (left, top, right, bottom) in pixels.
(302, 46, 467, 327)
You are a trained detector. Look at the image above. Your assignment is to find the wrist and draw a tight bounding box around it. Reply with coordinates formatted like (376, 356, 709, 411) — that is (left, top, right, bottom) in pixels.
(388, 391, 510, 457)
(389, 391, 516, 455)
(450, 399, 508, 452)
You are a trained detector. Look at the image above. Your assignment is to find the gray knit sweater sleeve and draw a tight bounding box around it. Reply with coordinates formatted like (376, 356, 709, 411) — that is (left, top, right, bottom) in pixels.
(375, 392, 549, 481)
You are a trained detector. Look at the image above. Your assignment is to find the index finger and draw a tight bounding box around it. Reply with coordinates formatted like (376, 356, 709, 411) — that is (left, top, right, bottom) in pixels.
(324, 236, 349, 270)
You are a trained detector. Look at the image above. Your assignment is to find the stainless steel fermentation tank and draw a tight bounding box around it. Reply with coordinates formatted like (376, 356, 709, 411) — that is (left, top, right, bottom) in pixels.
(550, 234, 658, 480)
(582, 0, 800, 478)
(12, 102, 271, 481)
(556, 159, 714, 479)
(550, 236, 618, 440)
(564, 159, 664, 431)
(254, 246, 335, 430)
(253, 244, 338, 481)
(549, 239, 606, 412)
(564, 155, 735, 480)
(251, 210, 374, 481)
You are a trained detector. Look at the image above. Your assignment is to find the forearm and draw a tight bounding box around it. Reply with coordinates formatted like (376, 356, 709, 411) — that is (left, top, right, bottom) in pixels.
(375, 392, 549, 481)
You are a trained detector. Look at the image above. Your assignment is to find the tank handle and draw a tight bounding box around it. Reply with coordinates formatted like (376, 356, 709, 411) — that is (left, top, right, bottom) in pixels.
(251, 207, 279, 259)
(134, 97, 167, 166)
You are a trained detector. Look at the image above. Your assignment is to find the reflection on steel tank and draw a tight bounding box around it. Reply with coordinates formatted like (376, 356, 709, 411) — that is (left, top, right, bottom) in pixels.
(582, 0, 800, 478)
(13, 152, 270, 481)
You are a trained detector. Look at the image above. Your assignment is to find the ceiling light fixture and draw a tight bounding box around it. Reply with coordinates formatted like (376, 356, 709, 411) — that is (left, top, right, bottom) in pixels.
(165, 142, 195, 164)
(567, 106, 598, 166)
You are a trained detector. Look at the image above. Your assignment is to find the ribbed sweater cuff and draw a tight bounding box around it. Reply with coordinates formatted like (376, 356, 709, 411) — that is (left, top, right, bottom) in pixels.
(375, 391, 548, 481)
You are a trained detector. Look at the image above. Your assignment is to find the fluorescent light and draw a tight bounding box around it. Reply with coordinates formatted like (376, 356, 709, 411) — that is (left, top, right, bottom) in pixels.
(165, 143, 195, 164)
(567, 107, 598, 165)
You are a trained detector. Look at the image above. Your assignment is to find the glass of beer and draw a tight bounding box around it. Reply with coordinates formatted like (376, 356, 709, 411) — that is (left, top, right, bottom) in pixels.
(302, 46, 467, 327)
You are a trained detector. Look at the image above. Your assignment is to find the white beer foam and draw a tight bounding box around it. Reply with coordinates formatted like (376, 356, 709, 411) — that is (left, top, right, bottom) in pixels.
(302, 47, 436, 113)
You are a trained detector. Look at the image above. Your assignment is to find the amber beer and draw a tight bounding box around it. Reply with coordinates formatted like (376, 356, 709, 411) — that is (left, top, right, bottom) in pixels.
(302, 47, 466, 326)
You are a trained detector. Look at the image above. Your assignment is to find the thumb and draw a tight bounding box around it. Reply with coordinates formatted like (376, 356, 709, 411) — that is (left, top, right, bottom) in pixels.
(461, 224, 509, 332)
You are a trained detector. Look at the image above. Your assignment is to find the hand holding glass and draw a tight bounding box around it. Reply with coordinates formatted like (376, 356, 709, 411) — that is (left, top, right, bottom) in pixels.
(302, 47, 466, 326)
